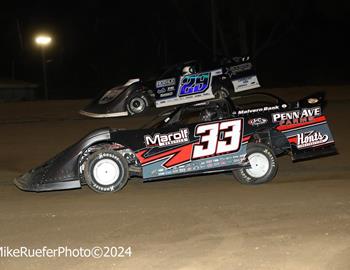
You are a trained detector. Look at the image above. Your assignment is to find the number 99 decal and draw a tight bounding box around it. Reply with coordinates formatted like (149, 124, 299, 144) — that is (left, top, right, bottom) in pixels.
(192, 119, 243, 159)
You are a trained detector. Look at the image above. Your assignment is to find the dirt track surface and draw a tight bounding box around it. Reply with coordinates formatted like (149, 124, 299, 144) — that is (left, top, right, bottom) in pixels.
(0, 86, 349, 270)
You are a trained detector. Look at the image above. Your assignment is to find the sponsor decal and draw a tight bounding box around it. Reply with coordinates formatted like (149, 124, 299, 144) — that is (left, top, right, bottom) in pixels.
(144, 128, 189, 148)
(232, 75, 260, 92)
(156, 78, 176, 88)
(296, 130, 329, 149)
(157, 88, 167, 94)
(225, 63, 252, 76)
(276, 116, 326, 132)
(160, 92, 173, 98)
(248, 117, 268, 127)
(238, 105, 279, 115)
(272, 107, 321, 125)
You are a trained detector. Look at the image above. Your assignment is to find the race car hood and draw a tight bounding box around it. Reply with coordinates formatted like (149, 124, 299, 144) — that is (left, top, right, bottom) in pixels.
(80, 79, 142, 118)
(14, 128, 111, 192)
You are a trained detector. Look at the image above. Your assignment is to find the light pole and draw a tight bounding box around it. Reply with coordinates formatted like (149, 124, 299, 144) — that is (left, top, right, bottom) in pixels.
(35, 35, 52, 99)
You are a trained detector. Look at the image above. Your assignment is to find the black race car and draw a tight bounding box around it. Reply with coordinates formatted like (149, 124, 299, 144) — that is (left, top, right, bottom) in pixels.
(15, 92, 336, 193)
(79, 58, 260, 118)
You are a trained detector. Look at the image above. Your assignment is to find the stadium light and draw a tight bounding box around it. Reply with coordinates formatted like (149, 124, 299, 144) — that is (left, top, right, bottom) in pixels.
(35, 35, 52, 46)
(35, 34, 52, 99)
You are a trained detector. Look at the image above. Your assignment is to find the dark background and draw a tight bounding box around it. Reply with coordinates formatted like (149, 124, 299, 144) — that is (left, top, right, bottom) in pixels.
(0, 0, 349, 99)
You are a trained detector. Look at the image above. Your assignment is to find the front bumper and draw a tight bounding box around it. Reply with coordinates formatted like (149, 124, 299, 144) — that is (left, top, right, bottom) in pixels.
(14, 128, 111, 192)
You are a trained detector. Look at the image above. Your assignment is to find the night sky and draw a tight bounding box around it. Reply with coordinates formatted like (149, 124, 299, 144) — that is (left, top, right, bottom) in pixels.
(1, 0, 349, 98)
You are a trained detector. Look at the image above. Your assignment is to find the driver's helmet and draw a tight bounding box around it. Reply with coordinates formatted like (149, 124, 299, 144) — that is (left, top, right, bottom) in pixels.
(200, 105, 224, 122)
(182, 65, 196, 75)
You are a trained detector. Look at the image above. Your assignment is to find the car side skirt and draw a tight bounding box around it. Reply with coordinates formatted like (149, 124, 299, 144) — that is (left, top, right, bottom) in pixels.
(14, 178, 81, 192)
(79, 110, 128, 118)
(142, 163, 250, 182)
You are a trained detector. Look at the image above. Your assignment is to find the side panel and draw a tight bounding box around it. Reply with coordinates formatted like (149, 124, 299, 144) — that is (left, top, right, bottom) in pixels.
(135, 119, 249, 180)
(273, 107, 336, 160)
(223, 61, 260, 92)
(230, 99, 336, 160)
(154, 70, 222, 108)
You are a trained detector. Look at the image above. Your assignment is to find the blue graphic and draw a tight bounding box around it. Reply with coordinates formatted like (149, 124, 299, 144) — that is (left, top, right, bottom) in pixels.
(179, 73, 210, 96)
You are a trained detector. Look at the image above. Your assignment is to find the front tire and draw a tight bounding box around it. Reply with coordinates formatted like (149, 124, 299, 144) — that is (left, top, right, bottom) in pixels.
(84, 150, 129, 193)
(126, 93, 150, 115)
(233, 143, 278, 185)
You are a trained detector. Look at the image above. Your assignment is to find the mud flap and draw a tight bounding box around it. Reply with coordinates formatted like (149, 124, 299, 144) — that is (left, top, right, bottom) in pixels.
(291, 144, 337, 161)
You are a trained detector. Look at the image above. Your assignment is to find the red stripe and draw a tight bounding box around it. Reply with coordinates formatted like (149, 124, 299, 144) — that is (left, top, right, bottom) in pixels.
(242, 135, 251, 143)
(288, 136, 297, 144)
(136, 144, 193, 168)
(137, 135, 251, 168)
(276, 116, 326, 131)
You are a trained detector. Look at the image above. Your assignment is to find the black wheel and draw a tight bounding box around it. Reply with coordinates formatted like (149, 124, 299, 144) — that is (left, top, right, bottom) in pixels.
(214, 86, 230, 98)
(126, 93, 150, 115)
(84, 150, 129, 193)
(233, 143, 278, 185)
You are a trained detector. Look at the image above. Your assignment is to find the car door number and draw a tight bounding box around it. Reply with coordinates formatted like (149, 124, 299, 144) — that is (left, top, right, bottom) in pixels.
(179, 73, 210, 96)
(192, 119, 242, 159)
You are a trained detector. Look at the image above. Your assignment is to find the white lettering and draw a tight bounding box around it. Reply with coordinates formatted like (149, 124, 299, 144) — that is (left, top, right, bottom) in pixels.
(144, 129, 189, 147)
(273, 107, 321, 123)
(297, 130, 329, 149)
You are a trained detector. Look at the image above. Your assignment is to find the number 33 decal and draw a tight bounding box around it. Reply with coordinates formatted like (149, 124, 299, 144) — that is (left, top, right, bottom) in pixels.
(192, 119, 243, 159)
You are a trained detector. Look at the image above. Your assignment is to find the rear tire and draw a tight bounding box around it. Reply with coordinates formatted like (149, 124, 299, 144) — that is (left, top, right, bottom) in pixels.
(233, 143, 278, 185)
(126, 93, 150, 115)
(214, 86, 230, 98)
(84, 150, 129, 193)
